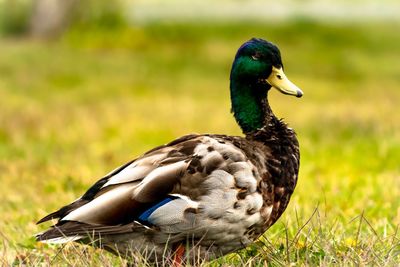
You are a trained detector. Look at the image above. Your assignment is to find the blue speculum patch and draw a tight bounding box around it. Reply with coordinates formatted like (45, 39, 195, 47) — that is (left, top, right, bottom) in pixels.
(138, 196, 178, 224)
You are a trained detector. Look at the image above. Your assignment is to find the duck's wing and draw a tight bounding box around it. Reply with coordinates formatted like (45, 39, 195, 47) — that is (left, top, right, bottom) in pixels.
(36, 133, 258, 242)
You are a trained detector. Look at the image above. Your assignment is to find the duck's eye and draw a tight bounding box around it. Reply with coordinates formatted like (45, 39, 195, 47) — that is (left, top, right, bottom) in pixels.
(277, 75, 282, 80)
(251, 55, 259, 61)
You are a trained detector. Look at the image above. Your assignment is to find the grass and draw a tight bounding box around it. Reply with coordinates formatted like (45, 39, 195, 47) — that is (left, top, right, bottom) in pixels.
(1, 20, 400, 265)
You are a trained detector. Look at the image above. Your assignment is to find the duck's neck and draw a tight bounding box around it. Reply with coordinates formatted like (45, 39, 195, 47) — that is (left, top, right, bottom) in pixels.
(230, 79, 276, 135)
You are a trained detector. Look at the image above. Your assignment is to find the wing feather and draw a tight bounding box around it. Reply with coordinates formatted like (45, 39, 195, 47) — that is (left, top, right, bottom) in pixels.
(37, 135, 199, 224)
(36, 134, 263, 246)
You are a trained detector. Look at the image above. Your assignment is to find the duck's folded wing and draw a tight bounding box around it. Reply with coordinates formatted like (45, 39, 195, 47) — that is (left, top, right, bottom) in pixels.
(36, 134, 202, 240)
(36, 133, 260, 243)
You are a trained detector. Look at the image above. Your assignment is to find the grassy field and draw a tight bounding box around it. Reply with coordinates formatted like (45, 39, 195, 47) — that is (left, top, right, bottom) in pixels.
(1, 20, 400, 266)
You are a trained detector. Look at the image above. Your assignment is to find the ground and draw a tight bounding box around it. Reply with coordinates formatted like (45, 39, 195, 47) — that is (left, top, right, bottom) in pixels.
(0, 21, 399, 266)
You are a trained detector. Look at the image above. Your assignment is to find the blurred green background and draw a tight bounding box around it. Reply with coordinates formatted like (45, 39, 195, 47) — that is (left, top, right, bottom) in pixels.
(0, 0, 399, 265)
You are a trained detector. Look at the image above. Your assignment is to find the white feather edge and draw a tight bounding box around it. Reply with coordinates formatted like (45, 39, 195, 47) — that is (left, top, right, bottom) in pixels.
(169, 193, 199, 208)
(101, 165, 152, 188)
(36, 220, 152, 244)
(37, 235, 83, 244)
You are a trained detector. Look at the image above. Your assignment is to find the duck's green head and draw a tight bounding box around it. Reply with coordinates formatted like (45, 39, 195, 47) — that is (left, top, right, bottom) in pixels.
(230, 38, 302, 97)
(230, 38, 303, 133)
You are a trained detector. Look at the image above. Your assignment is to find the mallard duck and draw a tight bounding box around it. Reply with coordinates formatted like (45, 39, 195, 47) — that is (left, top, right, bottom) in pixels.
(36, 38, 303, 264)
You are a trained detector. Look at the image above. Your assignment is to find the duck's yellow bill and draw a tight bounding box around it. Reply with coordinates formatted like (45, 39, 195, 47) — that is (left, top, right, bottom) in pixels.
(266, 66, 303, 98)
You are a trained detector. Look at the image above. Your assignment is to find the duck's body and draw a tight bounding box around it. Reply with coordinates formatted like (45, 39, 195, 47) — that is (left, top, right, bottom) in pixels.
(37, 38, 303, 263)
